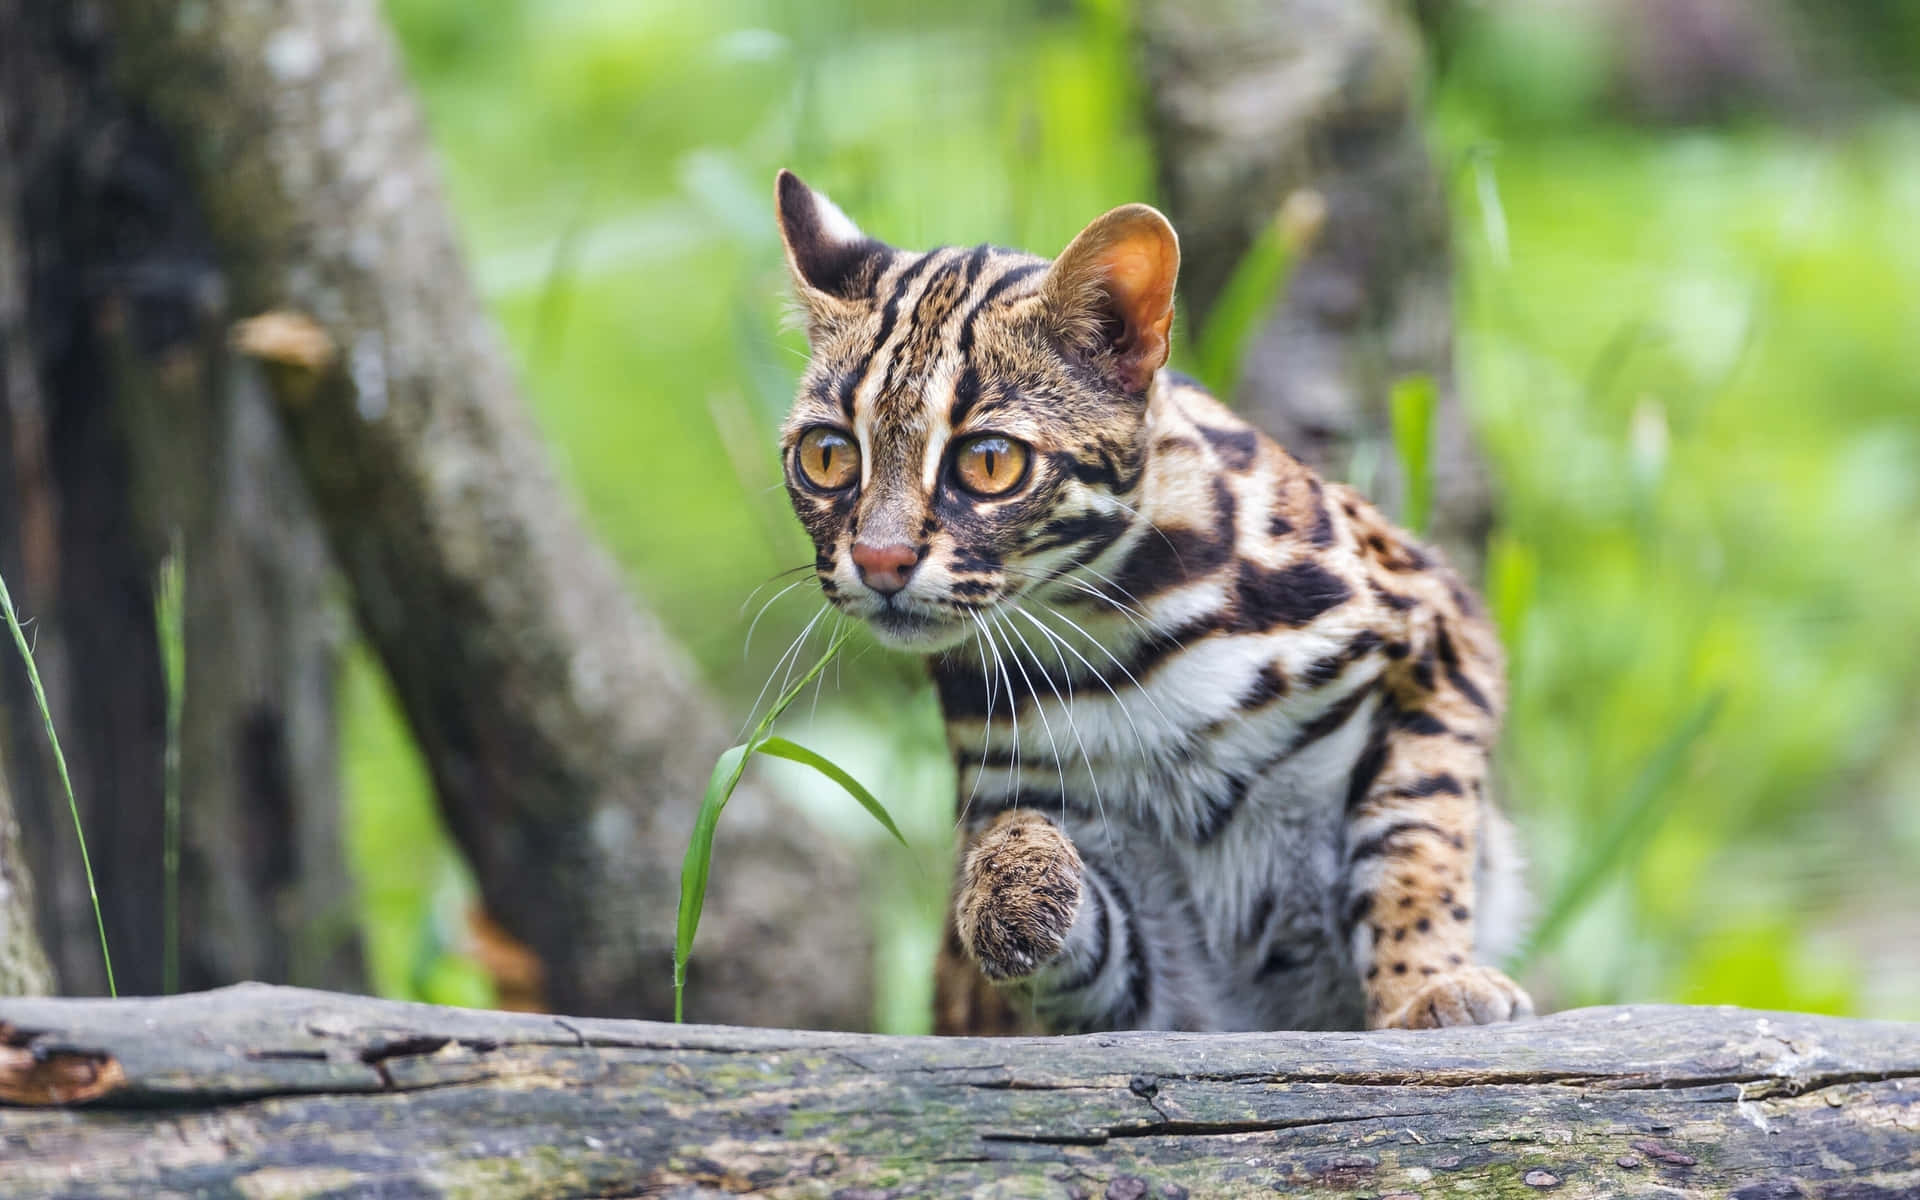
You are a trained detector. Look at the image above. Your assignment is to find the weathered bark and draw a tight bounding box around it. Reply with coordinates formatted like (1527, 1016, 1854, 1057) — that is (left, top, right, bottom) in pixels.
(0, 0, 365, 995)
(1141, 0, 1494, 571)
(0, 757, 52, 996)
(111, 288, 366, 995)
(1, 0, 171, 996)
(0, 48, 58, 1000)
(2, 986, 1917, 1198)
(94, 0, 870, 1025)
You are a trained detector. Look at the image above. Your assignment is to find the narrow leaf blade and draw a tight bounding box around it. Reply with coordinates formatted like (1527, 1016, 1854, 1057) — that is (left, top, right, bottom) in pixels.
(1389, 374, 1436, 536)
(674, 742, 751, 1022)
(1513, 690, 1725, 969)
(1193, 222, 1291, 399)
(757, 735, 908, 847)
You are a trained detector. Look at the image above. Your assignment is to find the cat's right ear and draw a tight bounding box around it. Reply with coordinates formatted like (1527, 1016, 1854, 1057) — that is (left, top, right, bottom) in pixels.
(776, 170, 887, 338)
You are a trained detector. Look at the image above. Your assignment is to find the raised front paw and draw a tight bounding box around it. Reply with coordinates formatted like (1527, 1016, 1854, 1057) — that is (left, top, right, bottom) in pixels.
(954, 810, 1083, 981)
(1373, 964, 1535, 1030)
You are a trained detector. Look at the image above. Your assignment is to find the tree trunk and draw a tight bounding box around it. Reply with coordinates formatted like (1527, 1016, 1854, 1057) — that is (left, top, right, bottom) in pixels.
(0, 761, 52, 996)
(0, 0, 364, 995)
(93, 0, 870, 1026)
(1, 0, 172, 996)
(0, 53, 57, 1001)
(3, 985, 1917, 1198)
(1141, 0, 1494, 571)
(111, 276, 366, 995)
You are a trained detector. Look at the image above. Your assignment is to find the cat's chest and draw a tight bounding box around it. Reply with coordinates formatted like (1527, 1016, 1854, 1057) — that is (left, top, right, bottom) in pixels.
(948, 645, 1385, 845)
(1065, 726, 1373, 1030)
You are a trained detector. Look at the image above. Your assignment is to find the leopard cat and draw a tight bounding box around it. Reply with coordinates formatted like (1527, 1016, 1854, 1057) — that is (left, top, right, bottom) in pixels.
(772, 170, 1532, 1034)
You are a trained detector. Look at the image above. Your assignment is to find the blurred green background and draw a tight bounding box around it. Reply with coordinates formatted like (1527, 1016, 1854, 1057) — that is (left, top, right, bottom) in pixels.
(356, 0, 1920, 1027)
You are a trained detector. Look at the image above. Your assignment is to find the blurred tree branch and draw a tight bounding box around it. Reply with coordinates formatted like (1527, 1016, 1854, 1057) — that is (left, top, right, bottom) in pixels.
(93, 0, 870, 1023)
(1141, 0, 1493, 571)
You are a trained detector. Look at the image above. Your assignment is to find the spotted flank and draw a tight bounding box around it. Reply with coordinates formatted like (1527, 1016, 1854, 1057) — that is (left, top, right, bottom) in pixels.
(774, 170, 1532, 1035)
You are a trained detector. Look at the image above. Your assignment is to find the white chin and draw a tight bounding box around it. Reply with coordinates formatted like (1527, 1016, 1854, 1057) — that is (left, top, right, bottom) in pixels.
(864, 608, 973, 653)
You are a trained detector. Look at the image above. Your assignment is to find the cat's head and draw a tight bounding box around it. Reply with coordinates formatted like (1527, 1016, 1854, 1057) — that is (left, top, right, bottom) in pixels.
(774, 170, 1180, 653)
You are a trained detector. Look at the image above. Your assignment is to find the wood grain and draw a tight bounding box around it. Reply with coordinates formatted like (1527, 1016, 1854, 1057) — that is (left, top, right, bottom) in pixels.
(3, 985, 1916, 1197)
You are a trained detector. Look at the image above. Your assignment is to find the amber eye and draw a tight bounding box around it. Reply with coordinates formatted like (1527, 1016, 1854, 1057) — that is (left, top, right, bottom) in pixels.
(795, 427, 860, 492)
(951, 434, 1031, 497)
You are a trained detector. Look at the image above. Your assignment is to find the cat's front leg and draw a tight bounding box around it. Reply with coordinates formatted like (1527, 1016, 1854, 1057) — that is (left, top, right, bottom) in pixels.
(954, 809, 1084, 981)
(946, 809, 1163, 1033)
(1344, 707, 1534, 1030)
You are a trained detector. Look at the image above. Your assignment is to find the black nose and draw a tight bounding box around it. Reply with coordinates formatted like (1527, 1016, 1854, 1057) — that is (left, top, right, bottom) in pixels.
(851, 541, 920, 595)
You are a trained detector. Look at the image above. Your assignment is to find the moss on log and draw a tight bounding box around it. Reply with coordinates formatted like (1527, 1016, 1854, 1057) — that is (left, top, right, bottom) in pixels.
(1, 985, 1916, 1197)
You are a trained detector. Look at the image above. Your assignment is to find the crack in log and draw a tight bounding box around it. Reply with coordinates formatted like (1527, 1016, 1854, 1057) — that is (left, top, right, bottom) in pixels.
(1729, 1070, 1920, 1101)
(244, 1049, 330, 1064)
(358, 1035, 454, 1066)
(1097, 1066, 1920, 1095)
(351, 1034, 507, 1091)
(984, 1109, 1416, 1146)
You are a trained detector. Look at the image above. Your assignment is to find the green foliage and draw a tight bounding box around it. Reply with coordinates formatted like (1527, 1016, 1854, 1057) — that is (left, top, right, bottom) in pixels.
(1389, 375, 1437, 537)
(367, 0, 1920, 1022)
(0, 569, 114, 995)
(1190, 220, 1291, 398)
(341, 647, 493, 1006)
(1514, 690, 1723, 969)
(675, 627, 905, 1022)
(156, 541, 184, 995)
(1451, 118, 1920, 1014)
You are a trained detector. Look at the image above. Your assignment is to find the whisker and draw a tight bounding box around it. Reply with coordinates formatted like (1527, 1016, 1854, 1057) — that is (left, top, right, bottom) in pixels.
(1006, 604, 1111, 847)
(1043, 574, 1158, 641)
(1012, 601, 1156, 771)
(999, 562, 1156, 638)
(739, 604, 829, 740)
(1056, 561, 1163, 633)
(739, 562, 816, 613)
(977, 611, 1022, 817)
(774, 607, 830, 714)
(807, 611, 846, 728)
(958, 613, 999, 828)
(1032, 598, 1182, 739)
(743, 576, 816, 659)
(1103, 494, 1188, 572)
(991, 611, 1069, 818)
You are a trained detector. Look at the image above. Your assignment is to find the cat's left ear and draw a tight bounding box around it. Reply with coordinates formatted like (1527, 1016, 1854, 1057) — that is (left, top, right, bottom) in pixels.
(1042, 204, 1180, 393)
(775, 169, 887, 339)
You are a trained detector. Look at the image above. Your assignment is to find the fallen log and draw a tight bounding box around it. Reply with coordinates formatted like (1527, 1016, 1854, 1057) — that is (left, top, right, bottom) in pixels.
(1, 984, 1916, 1198)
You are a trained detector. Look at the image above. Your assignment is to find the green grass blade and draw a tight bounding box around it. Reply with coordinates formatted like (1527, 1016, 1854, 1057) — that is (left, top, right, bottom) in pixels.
(674, 742, 751, 1023)
(1513, 690, 1725, 970)
(157, 538, 185, 995)
(749, 623, 855, 745)
(1192, 221, 1292, 399)
(757, 735, 908, 847)
(1389, 374, 1437, 536)
(0, 569, 116, 996)
(674, 622, 863, 1022)
(1485, 532, 1540, 653)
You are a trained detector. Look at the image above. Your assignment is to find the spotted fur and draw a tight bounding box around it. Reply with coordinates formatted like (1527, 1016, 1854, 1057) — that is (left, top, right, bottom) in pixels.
(774, 171, 1531, 1033)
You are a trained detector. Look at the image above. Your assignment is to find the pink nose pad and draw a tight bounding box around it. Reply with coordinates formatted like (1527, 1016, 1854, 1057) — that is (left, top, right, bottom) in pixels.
(851, 542, 921, 596)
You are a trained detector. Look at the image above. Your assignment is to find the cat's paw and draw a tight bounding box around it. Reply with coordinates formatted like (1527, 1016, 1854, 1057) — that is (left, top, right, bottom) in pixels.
(955, 810, 1083, 981)
(1373, 964, 1535, 1029)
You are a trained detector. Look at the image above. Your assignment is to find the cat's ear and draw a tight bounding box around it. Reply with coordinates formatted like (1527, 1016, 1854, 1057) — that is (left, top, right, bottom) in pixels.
(776, 170, 887, 337)
(1042, 204, 1180, 393)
